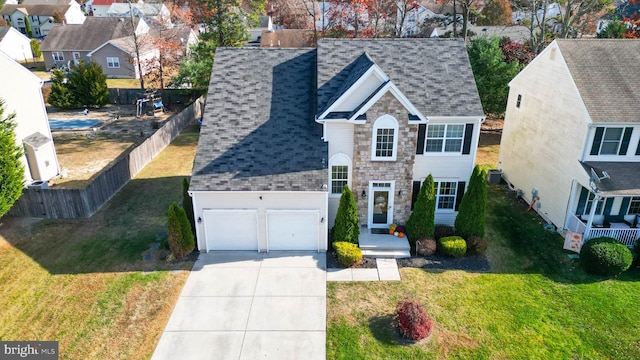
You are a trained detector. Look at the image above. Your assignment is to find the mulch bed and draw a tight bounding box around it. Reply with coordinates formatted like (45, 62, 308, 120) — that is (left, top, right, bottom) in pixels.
(327, 249, 490, 272)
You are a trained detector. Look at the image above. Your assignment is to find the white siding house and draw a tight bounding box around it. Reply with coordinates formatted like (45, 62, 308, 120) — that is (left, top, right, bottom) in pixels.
(499, 39, 640, 247)
(190, 39, 484, 253)
(0, 51, 60, 184)
(0, 26, 33, 61)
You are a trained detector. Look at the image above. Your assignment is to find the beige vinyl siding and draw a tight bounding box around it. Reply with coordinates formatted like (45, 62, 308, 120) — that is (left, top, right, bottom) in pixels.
(499, 41, 591, 228)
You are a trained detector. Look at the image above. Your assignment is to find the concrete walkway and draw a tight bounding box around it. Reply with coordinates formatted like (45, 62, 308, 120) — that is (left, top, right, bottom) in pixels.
(152, 251, 326, 360)
(327, 258, 401, 282)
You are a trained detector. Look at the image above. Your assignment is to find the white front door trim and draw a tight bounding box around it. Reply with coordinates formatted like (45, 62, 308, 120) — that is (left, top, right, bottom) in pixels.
(367, 180, 395, 229)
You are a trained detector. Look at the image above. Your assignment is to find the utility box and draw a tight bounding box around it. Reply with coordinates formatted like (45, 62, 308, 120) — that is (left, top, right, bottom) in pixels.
(487, 169, 502, 184)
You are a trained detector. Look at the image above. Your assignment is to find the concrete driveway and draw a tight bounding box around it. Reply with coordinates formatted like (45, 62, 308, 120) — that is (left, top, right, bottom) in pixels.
(152, 251, 326, 360)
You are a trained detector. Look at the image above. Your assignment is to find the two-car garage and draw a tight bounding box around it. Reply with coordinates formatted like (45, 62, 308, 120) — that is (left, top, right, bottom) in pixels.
(193, 192, 328, 253)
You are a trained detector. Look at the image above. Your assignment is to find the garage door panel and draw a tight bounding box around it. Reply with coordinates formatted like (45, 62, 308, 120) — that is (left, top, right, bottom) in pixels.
(204, 210, 258, 251)
(267, 211, 318, 251)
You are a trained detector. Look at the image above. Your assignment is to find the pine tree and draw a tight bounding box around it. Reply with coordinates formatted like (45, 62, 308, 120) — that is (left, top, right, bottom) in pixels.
(406, 174, 436, 243)
(67, 61, 109, 108)
(48, 69, 74, 109)
(0, 98, 25, 217)
(167, 202, 195, 259)
(454, 166, 487, 238)
(332, 185, 359, 244)
(24, 17, 32, 38)
(182, 178, 195, 236)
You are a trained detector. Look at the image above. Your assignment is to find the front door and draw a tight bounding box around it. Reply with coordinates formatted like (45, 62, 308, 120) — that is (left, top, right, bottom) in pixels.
(368, 181, 394, 228)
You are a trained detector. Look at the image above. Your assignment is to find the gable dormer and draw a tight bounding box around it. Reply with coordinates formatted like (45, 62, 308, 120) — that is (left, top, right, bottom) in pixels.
(316, 52, 427, 124)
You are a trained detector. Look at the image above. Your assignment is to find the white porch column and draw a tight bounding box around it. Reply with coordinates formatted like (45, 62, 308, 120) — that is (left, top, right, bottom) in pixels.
(584, 192, 600, 241)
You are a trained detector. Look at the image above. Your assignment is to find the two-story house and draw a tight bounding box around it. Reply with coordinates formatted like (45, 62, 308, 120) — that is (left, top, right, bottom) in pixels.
(0, 1, 85, 37)
(0, 50, 60, 185)
(499, 39, 640, 248)
(188, 38, 484, 253)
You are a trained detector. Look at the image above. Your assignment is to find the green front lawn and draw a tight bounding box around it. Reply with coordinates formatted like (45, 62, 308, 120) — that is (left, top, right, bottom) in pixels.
(327, 132, 640, 359)
(0, 125, 200, 359)
(328, 185, 640, 359)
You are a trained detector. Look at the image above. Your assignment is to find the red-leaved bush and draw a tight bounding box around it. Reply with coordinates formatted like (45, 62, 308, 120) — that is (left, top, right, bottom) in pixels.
(394, 300, 433, 341)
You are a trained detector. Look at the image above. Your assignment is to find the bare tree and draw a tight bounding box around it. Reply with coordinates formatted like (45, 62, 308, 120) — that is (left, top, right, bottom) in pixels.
(128, 0, 145, 90)
(555, 0, 612, 38)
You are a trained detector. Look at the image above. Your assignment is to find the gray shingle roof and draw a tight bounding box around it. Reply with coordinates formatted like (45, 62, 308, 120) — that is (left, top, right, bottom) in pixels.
(319, 52, 374, 116)
(317, 38, 484, 118)
(582, 161, 640, 196)
(40, 17, 139, 51)
(190, 48, 328, 192)
(557, 39, 640, 123)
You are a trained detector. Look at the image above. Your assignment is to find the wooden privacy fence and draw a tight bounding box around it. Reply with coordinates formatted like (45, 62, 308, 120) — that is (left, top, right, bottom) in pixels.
(8, 96, 205, 219)
(108, 88, 202, 107)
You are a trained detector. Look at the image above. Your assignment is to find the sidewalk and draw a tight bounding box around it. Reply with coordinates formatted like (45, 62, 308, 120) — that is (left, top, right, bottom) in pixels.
(326, 258, 401, 282)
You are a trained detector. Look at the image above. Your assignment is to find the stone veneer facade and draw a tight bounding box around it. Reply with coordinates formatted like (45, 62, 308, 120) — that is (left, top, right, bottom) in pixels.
(352, 92, 418, 227)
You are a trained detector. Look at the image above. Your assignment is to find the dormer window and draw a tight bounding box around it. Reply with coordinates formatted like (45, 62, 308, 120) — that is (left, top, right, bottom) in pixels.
(371, 115, 398, 161)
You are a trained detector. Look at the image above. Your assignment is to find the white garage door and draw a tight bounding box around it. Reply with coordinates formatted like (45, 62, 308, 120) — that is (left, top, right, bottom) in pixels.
(204, 209, 258, 251)
(267, 210, 319, 251)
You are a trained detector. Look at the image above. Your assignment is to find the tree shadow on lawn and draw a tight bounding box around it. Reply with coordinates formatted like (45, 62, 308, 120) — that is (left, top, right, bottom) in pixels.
(0, 176, 195, 275)
(484, 184, 640, 284)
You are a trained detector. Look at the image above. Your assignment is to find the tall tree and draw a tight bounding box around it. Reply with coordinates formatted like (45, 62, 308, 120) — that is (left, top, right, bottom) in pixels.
(167, 202, 195, 260)
(467, 36, 522, 115)
(454, 166, 487, 238)
(0, 98, 24, 218)
(182, 178, 196, 236)
(173, 0, 266, 90)
(127, 0, 145, 90)
(555, 0, 612, 38)
(394, 0, 418, 37)
(596, 19, 627, 38)
(24, 17, 33, 38)
(327, 0, 374, 37)
(477, 0, 512, 25)
(406, 174, 436, 243)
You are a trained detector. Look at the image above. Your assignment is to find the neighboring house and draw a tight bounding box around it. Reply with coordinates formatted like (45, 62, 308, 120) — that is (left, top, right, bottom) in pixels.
(0, 26, 33, 60)
(399, 3, 437, 37)
(0, 50, 60, 184)
(0, 1, 85, 37)
(499, 39, 640, 247)
(40, 16, 148, 73)
(87, 32, 158, 78)
(597, 1, 640, 34)
(85, 0, 117, 17)
(249, 15, 272, 43)
(189, 38, 484, 252)
(106, 0, 170, 20)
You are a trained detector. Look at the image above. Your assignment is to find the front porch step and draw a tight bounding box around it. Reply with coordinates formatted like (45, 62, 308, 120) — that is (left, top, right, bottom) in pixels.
(361, 249, 411, 259)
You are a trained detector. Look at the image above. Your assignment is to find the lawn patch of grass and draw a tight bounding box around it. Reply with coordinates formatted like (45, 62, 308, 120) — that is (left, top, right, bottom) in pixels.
(0, 124, 200, 359)
(106, 78, 141, 89)
(327, 184, 640, 359)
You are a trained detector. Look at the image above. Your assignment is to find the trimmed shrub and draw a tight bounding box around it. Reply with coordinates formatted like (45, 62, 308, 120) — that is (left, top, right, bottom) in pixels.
(333, 241, 362, 267)
(332, 185, 360, 244)
(454, 165, 487, 239)
(581, 237, 633, 276)
(434, 225, 455, 240)
(416, 238, 437, 256)
(406, 174, 436, 243)
(395, 300, 433, 341)
(182, 178, 195, 236)
(438, 236, 467, 257)
(167, 202, 195, 260)
(466, 236, 488, 256)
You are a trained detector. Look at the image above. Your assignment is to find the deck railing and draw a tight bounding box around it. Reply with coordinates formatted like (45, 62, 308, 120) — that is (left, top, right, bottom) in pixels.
(587, 228, 640, 247)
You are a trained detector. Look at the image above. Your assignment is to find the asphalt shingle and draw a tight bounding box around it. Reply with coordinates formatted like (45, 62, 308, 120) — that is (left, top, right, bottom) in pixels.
(316, 38, 484, 118)
(190, 48, 327, 192)
(582, 161, 640, 195)
(557, 39, 640, 124)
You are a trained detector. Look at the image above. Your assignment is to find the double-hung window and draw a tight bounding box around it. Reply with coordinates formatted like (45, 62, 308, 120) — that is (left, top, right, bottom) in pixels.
(425, 124, 464, 153)
(599, 128, 623, 155)
(591, 126, 634, 156)
(107, 57, 120, 68)
(329, 154, 350, 196)
(584, 192, 605, 215)
(628, 197, 640, 215)
(435, 181, 457, 210)
(52, 52, 64, 62)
